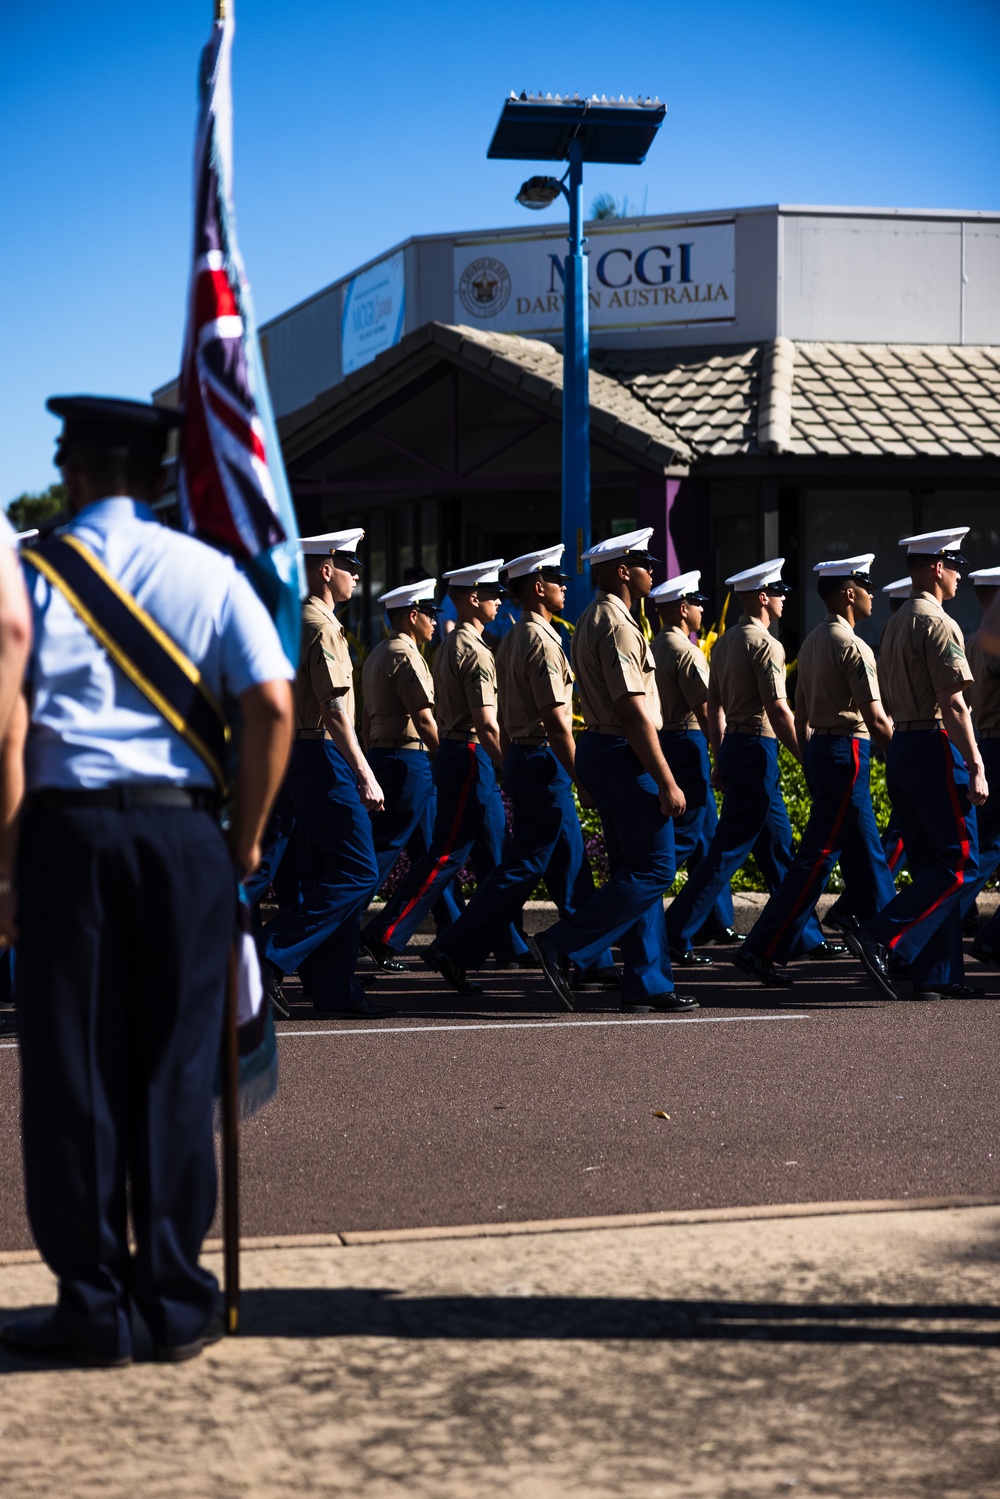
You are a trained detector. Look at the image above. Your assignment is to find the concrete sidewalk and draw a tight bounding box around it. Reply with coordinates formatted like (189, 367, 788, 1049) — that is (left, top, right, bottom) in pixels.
(2, 1201, 999, 1498)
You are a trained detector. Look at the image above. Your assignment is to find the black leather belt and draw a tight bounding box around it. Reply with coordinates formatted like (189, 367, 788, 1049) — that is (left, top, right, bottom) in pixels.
(893, 722, 940, 733)
(511, 737, 548, 746)
(28, 785, 220, 813)
(443, 730, 480, 743)
(809, 727, 862, 737)
(370, 737, 426, 751)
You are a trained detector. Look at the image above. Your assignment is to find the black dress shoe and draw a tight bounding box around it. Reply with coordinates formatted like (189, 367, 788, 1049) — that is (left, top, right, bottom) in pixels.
(262, 960, 290, 1019)
(971, 939, 1000, 966)
(572, 964, 621, 990)
(912, 981, 986, 1001)
(154, 1311, 225, 1363)
(314, 994, 395, 1018)
(695, 925, 744, 945)
(422, 944, 483, 995)
(528, 934, 575, 1012)
(842, 929, 897, 999)
(0, 1313, 130, 1368)
(669, 947, 714, 966)
(802, 940, 848, 960)
(359, 932, 406, 972)
(730, 948, 794, 987)
(622, 993, 699, 1015)
(512, 949, 541, 970)
(824, 908, 860, 937)
(962, 911, 982, 937)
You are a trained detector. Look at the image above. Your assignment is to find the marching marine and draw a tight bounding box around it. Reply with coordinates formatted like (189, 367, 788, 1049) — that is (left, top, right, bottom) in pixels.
(532, 528, 698, 1015)
(426, 544, 616, 997)
(733, 554, 896, 986)
(851, 528, 987, 999)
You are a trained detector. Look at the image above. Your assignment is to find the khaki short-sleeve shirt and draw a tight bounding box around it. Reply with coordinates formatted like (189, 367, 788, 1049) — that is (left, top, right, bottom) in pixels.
(651, 625, 709, 729)
(362, 632, 434, 744)
(433, 622, 497, 735)
(877, 592, 973, 724)
(496, 616, 573, 741)
(965, 628, 1000, 734)
(796, 613, 880, 737)
(296, 596, 355, 735)
(708, 615, 786, 738)
(571, 591, 662, 732)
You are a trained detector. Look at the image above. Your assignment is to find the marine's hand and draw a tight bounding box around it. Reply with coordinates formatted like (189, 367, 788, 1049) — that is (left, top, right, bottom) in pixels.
(358, 772, 384, 812)
(575, 782, 596, 811)
(970, 765, 989, 807)
(0, 884, 16, 947)
(232, 838, 262, 881)
(710, 765, 724, 792)
(660, 781, 686, 818)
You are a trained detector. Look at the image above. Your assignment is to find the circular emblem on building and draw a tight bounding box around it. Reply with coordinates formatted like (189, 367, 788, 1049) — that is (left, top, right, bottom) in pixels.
(459, 257, 512, 319)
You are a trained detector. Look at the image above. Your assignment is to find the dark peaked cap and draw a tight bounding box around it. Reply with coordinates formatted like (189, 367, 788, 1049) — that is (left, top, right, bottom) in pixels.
(47, 396, 182, 465)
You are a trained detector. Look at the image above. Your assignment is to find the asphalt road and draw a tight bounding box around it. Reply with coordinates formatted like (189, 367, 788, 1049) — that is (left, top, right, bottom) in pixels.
(2, 937, 999, 1252)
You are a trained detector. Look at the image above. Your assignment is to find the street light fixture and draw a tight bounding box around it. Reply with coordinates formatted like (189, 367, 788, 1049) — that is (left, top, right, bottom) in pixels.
(488, 92, 666, 621)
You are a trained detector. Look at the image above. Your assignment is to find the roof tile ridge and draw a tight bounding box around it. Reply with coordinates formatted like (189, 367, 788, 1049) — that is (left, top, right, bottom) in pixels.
(758, 337, 795, 453)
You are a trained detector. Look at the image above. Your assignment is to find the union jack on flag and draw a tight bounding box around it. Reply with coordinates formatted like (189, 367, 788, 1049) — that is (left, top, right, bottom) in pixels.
(178, 0, 301, 662)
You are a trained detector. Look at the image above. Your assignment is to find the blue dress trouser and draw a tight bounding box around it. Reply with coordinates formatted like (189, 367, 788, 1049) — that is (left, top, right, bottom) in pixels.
(262, 739, 380, 1007)
(664, 734, 826, 955)
(958, 739, 1000, 920)
(660, 729, 734, 934)
(542, 732, 676, 1001)
(368, 748, 461, 927)
(367, 739, 527, 959)
(434, 744, 614, 972)
(866, 729, 979, 986)
(745, 737, 896, 964)
(16, 802, 233, 1361)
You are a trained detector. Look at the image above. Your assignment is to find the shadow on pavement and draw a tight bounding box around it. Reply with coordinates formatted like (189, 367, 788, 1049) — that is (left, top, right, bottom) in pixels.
(229, 1289, 1000, 1347)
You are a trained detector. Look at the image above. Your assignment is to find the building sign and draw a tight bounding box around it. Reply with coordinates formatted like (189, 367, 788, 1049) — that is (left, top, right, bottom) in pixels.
(341, 251, 405, 374)
(454, 220, 734, 335)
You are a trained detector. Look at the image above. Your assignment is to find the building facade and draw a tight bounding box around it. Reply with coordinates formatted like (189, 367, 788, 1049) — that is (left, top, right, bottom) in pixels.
(156, 204, 1000, 649)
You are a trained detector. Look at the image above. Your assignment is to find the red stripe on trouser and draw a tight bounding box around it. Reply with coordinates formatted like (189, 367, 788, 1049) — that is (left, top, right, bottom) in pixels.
(887, 836, 905, 873)
(887, 729, 970, 950)
(382, 743, 479, 945)
(764, 738, 860, 960)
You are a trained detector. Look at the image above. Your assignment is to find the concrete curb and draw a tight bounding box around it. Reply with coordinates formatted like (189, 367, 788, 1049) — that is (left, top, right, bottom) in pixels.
(4, 1193, 997, 1268)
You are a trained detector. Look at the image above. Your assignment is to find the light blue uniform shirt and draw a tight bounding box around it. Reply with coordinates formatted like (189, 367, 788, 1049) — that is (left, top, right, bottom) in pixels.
(25, 498, 293, 791)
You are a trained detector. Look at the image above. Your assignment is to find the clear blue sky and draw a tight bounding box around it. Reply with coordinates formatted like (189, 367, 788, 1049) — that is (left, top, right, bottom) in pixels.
(2, 0, 998, 502)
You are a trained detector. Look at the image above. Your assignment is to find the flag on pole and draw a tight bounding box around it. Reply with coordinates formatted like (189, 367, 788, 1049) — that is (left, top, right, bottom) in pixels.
(178, 0, 302, 665)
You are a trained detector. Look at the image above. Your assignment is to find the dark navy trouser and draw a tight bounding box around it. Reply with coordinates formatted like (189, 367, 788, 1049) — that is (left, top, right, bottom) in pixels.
(262, 739, 380, 1006)
(659, 728, 734, 935)
(958, 738, 1000, 926)
(434, 744, 614, 972)
(543, 732, 676, 1001)
(745, 736, 895, 964)
(866, 728, 979, 986)
(664, 733, 826, 955)
(367, 738, 527, 960)
(17, 801, 233, 1361)
(368, 747, 461, 927)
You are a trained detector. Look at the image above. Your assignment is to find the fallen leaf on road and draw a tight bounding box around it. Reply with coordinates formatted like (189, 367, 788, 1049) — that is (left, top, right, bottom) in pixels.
(652, 1110, 670, 1119)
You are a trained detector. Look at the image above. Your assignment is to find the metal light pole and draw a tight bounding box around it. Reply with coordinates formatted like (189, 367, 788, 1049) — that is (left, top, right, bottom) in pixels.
(487, 93, 665, 621)
(561, 139, 590, 620)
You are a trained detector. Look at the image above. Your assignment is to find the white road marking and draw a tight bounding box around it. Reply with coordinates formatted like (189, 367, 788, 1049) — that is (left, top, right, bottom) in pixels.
(276, 1013, 811, 1040)
(0, 1012, 811, 1054)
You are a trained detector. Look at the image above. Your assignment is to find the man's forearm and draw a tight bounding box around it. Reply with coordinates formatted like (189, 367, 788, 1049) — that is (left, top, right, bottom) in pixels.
(323, 700, 371, 778)
(0, 694, 27, 877)
(539, 705, 577, 782)
(765, 700, 802, 761)
(470, 707, 504, 769)
(619, 705, 676, 791)
(707, 700, 725, 756)
(414, 707, 440, 755)
(230, 681, 294, 875)
(941, 698, 983, 772)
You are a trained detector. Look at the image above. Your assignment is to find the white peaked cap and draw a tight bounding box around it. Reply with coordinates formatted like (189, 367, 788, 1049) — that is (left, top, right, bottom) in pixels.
(649, 570, 703, 605)
(582, 526, 655, 564)
(378, 578, 439, 609)
(442, 558, 505, 587)
(898, 526, 969, 556)
(299, 528, 365, 557)
(969, 566, 1000, 585)
(725, 557, 785, 591)
(882, 577, 914, 600)
(504, 543, 566, 581)
(813, 553, 875, 578)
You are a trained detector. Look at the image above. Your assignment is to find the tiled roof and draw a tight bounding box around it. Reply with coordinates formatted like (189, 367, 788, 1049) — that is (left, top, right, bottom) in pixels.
(594, 344, 763, 457)
(597, 340, 1000, 460)
(280, 320, 693, 467)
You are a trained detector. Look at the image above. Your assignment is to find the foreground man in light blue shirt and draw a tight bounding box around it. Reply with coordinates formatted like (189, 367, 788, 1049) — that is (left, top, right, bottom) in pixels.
(0, 395, 294, 1369)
